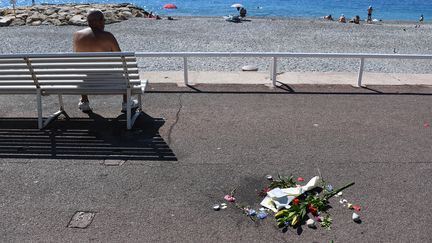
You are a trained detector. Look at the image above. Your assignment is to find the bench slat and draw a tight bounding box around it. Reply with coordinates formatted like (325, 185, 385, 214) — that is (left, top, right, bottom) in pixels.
(41, 85, 128, 89)
(36, 74, 139, 80)
(0, 59, 27, 64)
(0, 86, 37, 92)
(0, 70, 32, 75)
(41, 85, 145, 95)
(0, 63, 138, 70)
(28, 57, 136, 63)
(0, 74, 139, 81)
(0, 52, 135, 59)
(0, 81, 35, 85)
(32, 69, 139, 75)
(0, 76, 33, 81)
(38, 80, 140, 85)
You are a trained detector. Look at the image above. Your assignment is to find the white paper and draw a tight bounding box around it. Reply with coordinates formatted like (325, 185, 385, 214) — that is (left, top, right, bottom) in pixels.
(267, 188, 286, 198)
(281, 187, 302, 196)
(301, 176, 320, 192)
(260, 196, 278, 212)
(260, 176, 321, 212)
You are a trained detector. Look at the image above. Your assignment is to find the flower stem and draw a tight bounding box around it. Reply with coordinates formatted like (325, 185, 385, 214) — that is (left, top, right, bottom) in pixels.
(324, 182, 355, 200)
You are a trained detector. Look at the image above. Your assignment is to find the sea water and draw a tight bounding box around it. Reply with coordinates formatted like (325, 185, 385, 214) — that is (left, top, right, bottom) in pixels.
(2, 0, 432, 21)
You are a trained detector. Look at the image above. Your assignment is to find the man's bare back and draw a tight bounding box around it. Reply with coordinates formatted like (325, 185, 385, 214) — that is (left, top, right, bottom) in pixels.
(73, 9, 120, 53)
(73, 27, 120, 52)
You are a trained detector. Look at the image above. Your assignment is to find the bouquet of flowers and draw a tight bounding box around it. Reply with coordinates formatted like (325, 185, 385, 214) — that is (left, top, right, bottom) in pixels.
(217, 175, 361, 231)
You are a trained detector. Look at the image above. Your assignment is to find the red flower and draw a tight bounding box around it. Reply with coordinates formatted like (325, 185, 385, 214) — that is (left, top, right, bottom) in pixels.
(352, 205, 361, 211)
(293, 198, 300, 205)
(308, 205, 318, 216)
(258, 187, 271, 197)
(224, 195, 236, 202)
(297, 177, 305, 182)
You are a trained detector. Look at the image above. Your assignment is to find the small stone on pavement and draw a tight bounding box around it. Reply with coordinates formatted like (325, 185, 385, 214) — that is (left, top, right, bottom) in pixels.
(68, 211, 95, 229)
(242, 65, 258, 71)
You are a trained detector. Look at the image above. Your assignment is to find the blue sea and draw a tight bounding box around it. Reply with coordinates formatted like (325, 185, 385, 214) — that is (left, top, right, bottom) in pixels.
(2, 0, 432, 21)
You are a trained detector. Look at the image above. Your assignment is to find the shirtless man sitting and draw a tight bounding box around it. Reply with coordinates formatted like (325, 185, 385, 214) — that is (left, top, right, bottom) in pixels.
(324, 14, 334, 21)
(338, 14, 346, 23)
(349, 15, 360, 24)
(73, 10, 138, 113)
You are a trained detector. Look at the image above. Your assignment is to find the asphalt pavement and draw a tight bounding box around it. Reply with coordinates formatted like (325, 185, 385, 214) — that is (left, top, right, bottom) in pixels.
(0, 84, 431, 242)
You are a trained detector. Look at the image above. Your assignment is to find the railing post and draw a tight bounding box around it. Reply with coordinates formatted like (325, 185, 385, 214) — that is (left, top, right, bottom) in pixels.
(272, 57, 277, 87)
(357, 57, 365, 87)
(183, 57, 189, 86)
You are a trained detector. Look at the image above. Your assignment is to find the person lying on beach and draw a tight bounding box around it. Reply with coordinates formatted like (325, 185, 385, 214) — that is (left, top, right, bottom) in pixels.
(146, 11, 161, 19)
(338, 14, 346, 23)
(349, 15, 360, 24)
(73, 10, 138, 113)
(324, 14, 333, 21)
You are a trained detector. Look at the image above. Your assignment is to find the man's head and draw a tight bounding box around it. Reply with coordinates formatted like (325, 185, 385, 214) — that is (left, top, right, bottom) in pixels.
(87, 10, 105, 30)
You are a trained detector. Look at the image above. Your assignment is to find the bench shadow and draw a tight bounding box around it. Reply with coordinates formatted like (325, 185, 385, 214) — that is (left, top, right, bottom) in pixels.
(0, 112, 176, 161)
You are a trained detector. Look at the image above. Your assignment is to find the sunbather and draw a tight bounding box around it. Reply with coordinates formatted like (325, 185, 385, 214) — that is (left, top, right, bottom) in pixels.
(349, 15, 360, 24)
(338, 14, 346, 23)
(73, 10, 138, 113)
(324, 14, 334, 21)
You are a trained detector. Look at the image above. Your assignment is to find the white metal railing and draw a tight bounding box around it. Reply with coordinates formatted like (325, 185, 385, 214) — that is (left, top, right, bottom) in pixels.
(135, 52, 432, 87)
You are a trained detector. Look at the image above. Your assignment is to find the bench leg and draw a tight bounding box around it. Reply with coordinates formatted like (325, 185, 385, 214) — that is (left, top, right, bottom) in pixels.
(58, 94, 70, 120)
(42, 110, 68, 128)
(127, 88, 132, 130)
(42, 94, 70, 128)
(37, 93, 70, 130)
(37, 89, 43, 129)
(138, 93, 142, 111)
(131, 111, 142, 128)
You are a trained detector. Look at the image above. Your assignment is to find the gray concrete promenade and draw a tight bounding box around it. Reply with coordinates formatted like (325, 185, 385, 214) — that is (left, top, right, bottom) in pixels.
(0, 83, 431, 242)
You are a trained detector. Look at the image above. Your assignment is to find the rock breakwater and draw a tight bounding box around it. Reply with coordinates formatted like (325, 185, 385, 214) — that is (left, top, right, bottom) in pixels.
(0, 3, 149, 27)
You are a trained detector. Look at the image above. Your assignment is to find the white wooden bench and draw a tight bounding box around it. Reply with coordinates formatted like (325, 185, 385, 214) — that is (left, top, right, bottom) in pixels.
(0, 52, 147, 130)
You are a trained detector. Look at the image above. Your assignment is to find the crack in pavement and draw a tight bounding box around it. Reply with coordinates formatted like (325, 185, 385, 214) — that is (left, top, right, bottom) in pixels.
(167, 93, 184, 145)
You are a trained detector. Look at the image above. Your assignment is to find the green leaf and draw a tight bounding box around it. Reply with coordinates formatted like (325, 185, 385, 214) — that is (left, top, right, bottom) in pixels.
(320, 215, 333, 230)
(269, 174, 296, 189)
(300, 208, 307, 219)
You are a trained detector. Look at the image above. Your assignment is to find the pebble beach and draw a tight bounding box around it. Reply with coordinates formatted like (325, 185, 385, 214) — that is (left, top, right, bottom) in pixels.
(1, 15, 432, 73)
